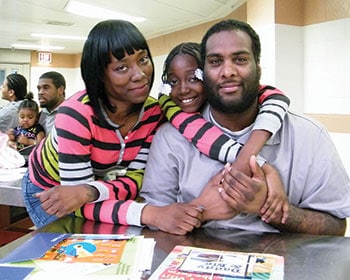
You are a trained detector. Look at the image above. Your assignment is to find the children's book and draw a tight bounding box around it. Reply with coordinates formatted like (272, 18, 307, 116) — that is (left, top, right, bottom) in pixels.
(0, 232, 155, 279)
(149, 245, 284, 280)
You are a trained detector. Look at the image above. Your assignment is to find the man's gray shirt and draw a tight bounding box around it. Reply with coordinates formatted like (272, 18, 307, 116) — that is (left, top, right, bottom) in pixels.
(140, 107, 350, 232)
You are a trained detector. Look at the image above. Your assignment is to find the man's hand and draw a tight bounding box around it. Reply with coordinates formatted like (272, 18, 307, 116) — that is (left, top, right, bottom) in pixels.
(191, 166, 239, 221)
(141, 203, 203, 235)
(35, 185, 96, 218)
(219, 155, 268, 214)
(260, 163, 289, 224)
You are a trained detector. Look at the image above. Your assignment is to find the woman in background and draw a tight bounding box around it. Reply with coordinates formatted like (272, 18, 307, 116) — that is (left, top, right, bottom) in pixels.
(0, 73, 28, 133)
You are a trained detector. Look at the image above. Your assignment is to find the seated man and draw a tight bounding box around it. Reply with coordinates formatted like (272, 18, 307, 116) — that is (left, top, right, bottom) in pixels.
(138, 19, 350, 236)
(37, 71, 66, 134)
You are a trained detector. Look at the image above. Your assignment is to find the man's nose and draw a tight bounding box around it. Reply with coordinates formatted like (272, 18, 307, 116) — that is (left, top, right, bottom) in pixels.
(221, 61, 237, 77)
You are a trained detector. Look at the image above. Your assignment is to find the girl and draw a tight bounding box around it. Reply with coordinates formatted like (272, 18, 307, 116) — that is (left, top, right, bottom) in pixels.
(7, 93, 45, 150)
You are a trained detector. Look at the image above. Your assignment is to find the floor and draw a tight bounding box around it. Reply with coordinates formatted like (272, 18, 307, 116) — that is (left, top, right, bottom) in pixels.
(0, 207, 34, 247)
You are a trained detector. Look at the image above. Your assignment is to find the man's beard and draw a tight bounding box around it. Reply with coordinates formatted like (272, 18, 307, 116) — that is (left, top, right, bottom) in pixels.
(204, 75, 260, 114)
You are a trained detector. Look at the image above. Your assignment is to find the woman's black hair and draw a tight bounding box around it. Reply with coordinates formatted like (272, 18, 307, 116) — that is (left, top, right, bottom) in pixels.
(81, 19, 154, 125)
(201, 19, 261, 65)
(18, 92, 40, 115)
(161, 42, 201, 83)
(6, 73, 28, 101)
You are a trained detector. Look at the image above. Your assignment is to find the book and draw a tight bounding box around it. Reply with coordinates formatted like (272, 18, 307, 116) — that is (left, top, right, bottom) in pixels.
(149, 245, 284, 280)
(0, 232, 155, 279)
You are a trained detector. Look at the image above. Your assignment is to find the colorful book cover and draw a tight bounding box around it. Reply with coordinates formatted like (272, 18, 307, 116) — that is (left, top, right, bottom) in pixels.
(0, 233, 155, 279)
(38, 235, 128, 264)
(149, 245, 284, 280)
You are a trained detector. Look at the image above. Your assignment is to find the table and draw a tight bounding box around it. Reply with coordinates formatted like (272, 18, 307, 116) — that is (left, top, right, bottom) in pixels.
(0, 168, 26, 207)
(1, 215, 350, 280)
(0, 168, 26, 228)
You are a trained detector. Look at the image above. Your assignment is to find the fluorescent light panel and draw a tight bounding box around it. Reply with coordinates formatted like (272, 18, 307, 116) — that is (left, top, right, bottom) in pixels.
(65, 0, 146, 22)
(31, 33, 86, 41)
(11, 44, 64, 51)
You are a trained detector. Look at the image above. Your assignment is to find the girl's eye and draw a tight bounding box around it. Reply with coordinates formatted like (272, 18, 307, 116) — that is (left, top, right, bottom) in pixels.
(188, 75, 200, 83)
(168, 79, 179, 87)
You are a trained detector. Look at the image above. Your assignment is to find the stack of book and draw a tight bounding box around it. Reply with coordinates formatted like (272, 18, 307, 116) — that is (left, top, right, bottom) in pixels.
(149, 245, 284, 280)
(0, 233, 284, 280)
(0, 232, 155, 279)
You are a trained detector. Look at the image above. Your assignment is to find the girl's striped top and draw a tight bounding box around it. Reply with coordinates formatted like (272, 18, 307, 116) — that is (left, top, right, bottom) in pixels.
(28, 90, 164, 224)
(158, 85, 290, 163)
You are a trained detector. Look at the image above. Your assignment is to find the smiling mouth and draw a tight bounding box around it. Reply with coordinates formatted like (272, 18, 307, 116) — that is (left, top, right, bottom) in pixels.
(181, 97, 197, 104)
(131, 82, 148, 91)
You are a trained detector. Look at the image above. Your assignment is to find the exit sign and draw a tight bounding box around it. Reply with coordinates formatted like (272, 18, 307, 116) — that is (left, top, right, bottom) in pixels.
(38, 52, 52, 64)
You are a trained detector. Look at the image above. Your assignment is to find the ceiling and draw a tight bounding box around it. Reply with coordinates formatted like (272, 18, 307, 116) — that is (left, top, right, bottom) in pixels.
(0, 0, 245, 54)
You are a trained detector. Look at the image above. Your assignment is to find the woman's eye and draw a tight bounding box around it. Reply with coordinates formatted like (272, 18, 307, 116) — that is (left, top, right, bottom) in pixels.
(116, 65, 127, 72)
(140, 56, 150, 64)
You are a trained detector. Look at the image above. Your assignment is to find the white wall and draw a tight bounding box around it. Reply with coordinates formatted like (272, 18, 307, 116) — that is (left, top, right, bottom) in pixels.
(303, 18, 350, 114)
(254, 20, 350, 176)
(150, 54, 167, 99)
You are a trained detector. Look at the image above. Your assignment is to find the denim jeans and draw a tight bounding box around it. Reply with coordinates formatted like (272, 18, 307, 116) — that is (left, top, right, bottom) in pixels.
(22, 170, 58, 228)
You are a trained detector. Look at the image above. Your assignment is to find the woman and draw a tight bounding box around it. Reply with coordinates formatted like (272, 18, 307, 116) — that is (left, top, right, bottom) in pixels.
(0, 73, 28, 133)
(22, 19, 166, 228)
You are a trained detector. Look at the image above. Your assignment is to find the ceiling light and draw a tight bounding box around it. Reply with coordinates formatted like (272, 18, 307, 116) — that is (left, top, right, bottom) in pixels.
(31, 33, 86, 41)
(65, 0, 145, 22)
(11, 44, 64, 51)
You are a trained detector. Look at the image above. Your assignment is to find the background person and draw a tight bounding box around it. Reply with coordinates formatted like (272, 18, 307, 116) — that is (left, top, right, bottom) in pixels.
(139, 19, 350, 236)
(7, 92, 45, 150)
(37, 71, 66, 134)
(0, 73, 28, 133)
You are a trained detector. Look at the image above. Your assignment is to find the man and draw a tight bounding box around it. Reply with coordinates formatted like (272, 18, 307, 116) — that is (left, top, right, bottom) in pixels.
(139, 19, 350, 236)
(37, 71, 66, 134)
(0, 73, 27, 133)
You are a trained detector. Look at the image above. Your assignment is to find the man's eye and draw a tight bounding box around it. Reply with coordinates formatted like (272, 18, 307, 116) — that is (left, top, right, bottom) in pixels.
(235, 57, 248, 64)
(208, 58, 221, 66)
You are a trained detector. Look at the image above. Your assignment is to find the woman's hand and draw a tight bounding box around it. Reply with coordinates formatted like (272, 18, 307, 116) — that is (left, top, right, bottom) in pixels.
(141, 203, 203, 235)
(35, 184, 97, 218)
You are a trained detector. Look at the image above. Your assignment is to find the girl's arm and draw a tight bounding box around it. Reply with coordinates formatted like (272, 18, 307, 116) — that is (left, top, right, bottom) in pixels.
(159, 93, 242, 163)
